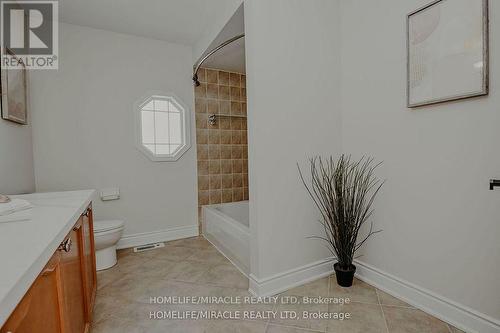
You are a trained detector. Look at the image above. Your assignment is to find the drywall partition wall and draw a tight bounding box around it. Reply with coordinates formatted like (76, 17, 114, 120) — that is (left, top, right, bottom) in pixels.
(193, 0, 243, 62)
(29, 23, 198, 245)
(0, 111, 35, 194)
(340, 0, 500, 327)
(245, 0, 342, 290)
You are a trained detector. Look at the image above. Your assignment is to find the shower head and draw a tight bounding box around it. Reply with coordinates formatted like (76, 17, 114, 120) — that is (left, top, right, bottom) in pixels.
(193, 74, 200, 87)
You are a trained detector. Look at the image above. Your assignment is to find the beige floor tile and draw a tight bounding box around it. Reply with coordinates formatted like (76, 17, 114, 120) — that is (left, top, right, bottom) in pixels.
(91, 316, 147, 333)
(165, 236, 212, 249)
(143, 245, 197, 262)
(163, 259, 213, 283)
(185, 246, 229, 264)
(271, 299, 328, 332)
(376, 289, 414, 308)
(382, 306, 450, 333)
(329, 277, 379, 304)
(266, 324, 322, 332)
(326, 302, 387, 333)
(282, 277, 330, 298)
(204, 320, 268, 332)
(196, 263, 249, 289)
(94, 237, 454, 333)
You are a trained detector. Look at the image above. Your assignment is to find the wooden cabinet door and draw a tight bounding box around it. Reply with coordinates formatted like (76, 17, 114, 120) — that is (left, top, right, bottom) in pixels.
(59, 220, 86, 333)
(0, 253, 64, 333)
(81, 205, 97, 321)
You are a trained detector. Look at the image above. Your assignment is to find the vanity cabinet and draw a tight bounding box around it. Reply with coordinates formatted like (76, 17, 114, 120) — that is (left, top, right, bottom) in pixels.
(0, 254, 64, 333)
(0, 204, 96, 333)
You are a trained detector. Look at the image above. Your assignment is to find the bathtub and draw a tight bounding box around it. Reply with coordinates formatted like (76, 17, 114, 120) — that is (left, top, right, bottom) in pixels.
(202, 201, 249, 276)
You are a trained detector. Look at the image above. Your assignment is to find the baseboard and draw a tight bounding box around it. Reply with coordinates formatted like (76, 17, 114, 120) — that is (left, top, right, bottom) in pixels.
(116, 225, 199, 249)
(248, 258, 335, 297)
(354, 260, 500, 333)
(248, 257, 499, 333)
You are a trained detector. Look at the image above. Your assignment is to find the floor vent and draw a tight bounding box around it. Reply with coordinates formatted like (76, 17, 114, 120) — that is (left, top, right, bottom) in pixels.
(133, 242, 165, 253)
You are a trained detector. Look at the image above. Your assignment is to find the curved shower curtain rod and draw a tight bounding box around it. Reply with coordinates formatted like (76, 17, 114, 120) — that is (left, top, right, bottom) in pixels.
(192, 33, 245, 86)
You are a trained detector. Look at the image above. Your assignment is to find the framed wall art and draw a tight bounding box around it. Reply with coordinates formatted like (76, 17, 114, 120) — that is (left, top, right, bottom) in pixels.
(407, 0, 489, 108)
(1, 48, 28, 124)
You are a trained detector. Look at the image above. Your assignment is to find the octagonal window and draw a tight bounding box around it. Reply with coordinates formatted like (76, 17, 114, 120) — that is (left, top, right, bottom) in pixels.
(136, 94, 191, 161)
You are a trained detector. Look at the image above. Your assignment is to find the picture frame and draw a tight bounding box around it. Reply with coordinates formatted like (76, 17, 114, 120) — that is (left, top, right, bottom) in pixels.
(1, 48, 28, 125)
(407, 0, 489, 108)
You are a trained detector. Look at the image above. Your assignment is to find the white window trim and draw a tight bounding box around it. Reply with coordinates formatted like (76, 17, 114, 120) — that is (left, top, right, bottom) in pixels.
(134, 92, 191, 162)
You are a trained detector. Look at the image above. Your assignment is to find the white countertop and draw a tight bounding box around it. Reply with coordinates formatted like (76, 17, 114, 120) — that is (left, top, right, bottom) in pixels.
(0, 190, 96, 326)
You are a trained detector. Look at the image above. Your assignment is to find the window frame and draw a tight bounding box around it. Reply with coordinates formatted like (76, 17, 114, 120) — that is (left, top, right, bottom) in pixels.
(134, 92, 191, 162)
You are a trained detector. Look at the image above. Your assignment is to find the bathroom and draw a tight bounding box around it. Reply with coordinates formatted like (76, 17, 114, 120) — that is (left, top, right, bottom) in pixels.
(0, 1, 499, 333)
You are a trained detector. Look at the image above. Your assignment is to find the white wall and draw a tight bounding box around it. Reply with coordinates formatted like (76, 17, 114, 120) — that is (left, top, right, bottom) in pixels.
(30, 23, 198, 237)
(245, 0, 342, 281)
(340, 0, 500, 322)
(0, 108, 35, 194)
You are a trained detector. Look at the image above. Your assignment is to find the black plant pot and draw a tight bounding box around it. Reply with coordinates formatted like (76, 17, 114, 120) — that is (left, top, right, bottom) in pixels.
(334, 263, 356, 287)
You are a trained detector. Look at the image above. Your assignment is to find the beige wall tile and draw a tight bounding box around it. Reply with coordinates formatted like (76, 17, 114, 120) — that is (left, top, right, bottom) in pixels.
(209, 175, 222, 190)
(197, 161, 209, 176)
(207, 99, 219, 114)
(197, 145, 208, 160)
(218, 71, 229, 85)
(206, 69, 218, 84)
(230, 87, 241, 101)
(230, 118, 242, 130)
(220, 101, 231, 115)
(222, 175, 233, 189)
(209, 160, 221, 174)
(197, 68, 206, 83)
(198, 176, 209, 191)
(208, 129, 220, 144)
(209, 190, 221, 204)
(195, 83, 207, 98)
(208, 144, 220, 159)
(233, 174, 243, 188)
(207, 84, 218, 99)
(196, 129, 208, 144)
(231, 102, 241, 115)
(195, 113, 207, 129)
(222, 189, 233, 203)
(220, 145, 232, 159)
(194, 68, 249, 224)
(219, 85, 230, 100)
(231, 130, 242, 144)
(232, 160, 243, 174)
(233, 188, 243, 201)
(232, 145, 242, 159)
(198, 190, 209, 205)
(220, 130, 232, 145)
(221, 160, 232, 174)
(230, 73, 241, 87)
(195, 98, 207, 113)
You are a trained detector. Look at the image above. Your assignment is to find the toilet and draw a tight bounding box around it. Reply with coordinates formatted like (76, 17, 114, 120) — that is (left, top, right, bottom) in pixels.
(93, 220, 125, 271)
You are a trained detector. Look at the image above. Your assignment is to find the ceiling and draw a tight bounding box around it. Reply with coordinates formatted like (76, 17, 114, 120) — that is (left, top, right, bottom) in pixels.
(59, 0, 237, 46)
(201, 5, 245, 73)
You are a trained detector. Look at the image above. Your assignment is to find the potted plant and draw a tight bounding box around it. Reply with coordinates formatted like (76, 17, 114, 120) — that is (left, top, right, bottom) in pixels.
(298, 155, 383, 287)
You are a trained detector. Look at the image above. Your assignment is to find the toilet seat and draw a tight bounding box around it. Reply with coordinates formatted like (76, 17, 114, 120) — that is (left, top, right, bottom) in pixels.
(94, 220, 124, 233)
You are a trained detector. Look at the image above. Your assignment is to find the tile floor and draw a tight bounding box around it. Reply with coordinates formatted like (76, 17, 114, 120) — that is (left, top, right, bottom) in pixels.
(91, 236, 465, 333)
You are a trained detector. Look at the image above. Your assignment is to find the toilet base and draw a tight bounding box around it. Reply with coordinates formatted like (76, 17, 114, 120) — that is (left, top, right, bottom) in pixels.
(96, 245, 118, 271)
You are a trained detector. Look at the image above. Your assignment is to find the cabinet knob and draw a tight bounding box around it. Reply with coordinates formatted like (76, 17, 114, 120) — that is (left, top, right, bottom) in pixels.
(58, 238, 72, 252)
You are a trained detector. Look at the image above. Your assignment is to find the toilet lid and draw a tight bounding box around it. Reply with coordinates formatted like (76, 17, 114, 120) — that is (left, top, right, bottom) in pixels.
(94, 220, 124, 233)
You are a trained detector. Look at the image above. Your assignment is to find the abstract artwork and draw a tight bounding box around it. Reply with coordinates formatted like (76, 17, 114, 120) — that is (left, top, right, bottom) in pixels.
(1, 49, 28, 124)
(407, 0, 489, 108)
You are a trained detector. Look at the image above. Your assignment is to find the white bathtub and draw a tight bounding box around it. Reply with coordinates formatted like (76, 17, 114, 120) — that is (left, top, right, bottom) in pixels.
(202, 201, 249, 275)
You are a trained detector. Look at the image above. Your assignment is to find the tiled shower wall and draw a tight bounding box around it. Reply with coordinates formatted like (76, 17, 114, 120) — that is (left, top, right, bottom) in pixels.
(195, 68, 248, 223)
